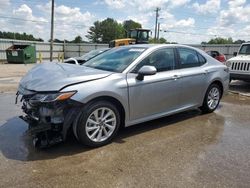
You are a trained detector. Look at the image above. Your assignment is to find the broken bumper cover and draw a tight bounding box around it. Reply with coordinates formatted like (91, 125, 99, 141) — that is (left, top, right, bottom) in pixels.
(18, 91, 82, 147)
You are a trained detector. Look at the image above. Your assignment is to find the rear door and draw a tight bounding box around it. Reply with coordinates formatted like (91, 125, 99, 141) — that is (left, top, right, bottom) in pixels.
(177, 47, 208, 108)
(126, 47, 182, 122)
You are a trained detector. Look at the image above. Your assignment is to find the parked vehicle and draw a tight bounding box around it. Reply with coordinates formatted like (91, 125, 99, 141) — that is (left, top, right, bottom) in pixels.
(206, 50, 226, 63)
(226, 43, 250, 81)
(64, 48, 110, 65)
(17, 44, 229, 148)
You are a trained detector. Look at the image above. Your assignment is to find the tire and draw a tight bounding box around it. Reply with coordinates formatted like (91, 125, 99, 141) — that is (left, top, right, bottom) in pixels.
(200, 83, 221, 114)
(75, 100, 120, 147)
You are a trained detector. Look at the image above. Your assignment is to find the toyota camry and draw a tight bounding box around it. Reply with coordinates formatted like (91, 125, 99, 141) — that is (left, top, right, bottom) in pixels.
(17, 44, 229, 148)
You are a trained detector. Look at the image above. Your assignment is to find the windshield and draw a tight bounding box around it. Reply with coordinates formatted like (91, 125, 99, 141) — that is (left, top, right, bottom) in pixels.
(83, 47, 146, 72)
(239, 44, 250, 55)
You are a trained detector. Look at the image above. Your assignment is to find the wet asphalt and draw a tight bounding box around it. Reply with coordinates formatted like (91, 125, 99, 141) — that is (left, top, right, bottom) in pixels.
(0, 93, 250, 188)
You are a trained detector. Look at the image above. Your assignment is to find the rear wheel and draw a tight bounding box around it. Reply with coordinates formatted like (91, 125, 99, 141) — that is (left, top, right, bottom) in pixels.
(75, 101, 120, 147)
(200, 84, 221, 113)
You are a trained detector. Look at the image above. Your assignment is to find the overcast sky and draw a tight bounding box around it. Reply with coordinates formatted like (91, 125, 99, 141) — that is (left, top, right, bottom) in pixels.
(0, 0, 250, 44)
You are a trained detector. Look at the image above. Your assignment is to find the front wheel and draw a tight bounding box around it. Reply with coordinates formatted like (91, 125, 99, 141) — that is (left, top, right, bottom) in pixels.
(75, 101, 120, 147)
(200, 84, 221, 113)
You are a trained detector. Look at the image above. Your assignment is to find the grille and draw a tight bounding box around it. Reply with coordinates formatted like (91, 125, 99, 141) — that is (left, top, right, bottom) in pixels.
(230, 62, 250, 71)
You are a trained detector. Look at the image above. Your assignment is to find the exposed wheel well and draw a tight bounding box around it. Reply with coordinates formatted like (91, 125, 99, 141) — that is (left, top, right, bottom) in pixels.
(211, 80, 224, 97)
(87, 96, 126, 127)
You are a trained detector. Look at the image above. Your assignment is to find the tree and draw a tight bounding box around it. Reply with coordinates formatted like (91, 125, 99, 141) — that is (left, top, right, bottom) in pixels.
(73, 35, 83, 43)
(86, 18, 127, 43)
(149, 37, 168, 44)
(0, 31, 44, 41)
(86, 21, 102, 43)
(100, 18, 124, 43)
(206, 37, 233, 44)
(234, 39, 245, 44)
(158, 37, 167, 44)
(123, 20, 142, 37)
(53, 38, 64, 43)
(202, 37, 247, 45)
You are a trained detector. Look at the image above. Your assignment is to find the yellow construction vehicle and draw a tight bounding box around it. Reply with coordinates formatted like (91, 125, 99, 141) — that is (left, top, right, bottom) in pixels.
(109, 28, 150, 47)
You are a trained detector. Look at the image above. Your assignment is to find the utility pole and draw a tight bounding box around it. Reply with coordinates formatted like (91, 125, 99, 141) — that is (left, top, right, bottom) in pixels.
(50, 0, 55, 62)
(154, 7, 160, 42)
(157, 23, 160, 40)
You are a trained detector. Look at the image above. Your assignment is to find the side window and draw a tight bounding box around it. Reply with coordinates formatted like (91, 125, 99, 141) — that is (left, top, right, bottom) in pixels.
(178, 48, 207, 68)
(133, 48, 176, 72)
(178, 48, 200, 68)
(198, 53, 206, 65)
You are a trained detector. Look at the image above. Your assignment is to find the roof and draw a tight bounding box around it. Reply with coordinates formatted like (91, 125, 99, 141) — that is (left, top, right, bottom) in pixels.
(115, 44, 207, 55)
(121, 43, 196, 49)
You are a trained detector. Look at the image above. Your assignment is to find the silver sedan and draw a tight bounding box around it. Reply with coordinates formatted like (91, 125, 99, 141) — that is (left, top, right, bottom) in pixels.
(17, 44, 229, 148)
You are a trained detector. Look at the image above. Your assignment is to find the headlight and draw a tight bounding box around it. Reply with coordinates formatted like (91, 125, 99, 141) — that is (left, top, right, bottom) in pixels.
(226, 61, 231, 67)
(30, 91, 77, 103)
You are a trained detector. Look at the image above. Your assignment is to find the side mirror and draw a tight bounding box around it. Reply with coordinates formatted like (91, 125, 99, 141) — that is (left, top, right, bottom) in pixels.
(136, 66, 157, 80)
(233, 52, 237, 56)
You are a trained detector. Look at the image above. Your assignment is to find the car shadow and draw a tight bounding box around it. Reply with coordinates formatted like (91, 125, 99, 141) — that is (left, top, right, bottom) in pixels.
(0, 109, 202, 162)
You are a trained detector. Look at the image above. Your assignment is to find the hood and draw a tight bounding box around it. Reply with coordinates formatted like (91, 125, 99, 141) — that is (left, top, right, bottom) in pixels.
(228, 55, 250, 62)
(19, 62, 112, 92)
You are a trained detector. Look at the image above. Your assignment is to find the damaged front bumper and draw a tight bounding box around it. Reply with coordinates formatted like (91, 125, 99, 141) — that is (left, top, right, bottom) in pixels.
(17, 91, 82, 148)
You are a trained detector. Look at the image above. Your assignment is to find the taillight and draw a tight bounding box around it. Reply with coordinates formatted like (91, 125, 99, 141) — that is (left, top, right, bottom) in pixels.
(218, 55, 226, 63)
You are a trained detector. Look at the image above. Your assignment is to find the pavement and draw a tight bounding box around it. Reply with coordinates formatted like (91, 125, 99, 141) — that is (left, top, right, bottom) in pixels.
(0, 64, 34, 93)
(0, 93, 250, 188)
(0, 63, 59, 93)
(229, 80, 250, 97)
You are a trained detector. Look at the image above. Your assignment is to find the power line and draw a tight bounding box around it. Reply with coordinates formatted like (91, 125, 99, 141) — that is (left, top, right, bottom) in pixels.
(0, 15, 88, 27)
(160, 29, 250, 38)
(0, 15, 48, 23)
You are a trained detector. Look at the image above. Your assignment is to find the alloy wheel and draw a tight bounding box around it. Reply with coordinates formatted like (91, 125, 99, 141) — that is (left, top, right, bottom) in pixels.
(207, 87, 220, 110)
(85, 107, 117, 142)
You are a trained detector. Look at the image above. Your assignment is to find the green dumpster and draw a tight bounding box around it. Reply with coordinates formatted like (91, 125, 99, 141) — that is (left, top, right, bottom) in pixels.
(6, 44, 36, 64)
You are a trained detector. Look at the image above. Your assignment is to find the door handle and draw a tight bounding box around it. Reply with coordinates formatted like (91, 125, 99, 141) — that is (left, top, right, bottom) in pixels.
(204, 70, 209, 74)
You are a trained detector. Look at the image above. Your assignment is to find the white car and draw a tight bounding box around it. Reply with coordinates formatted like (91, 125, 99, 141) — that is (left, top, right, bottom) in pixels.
(226, 43, 250, 81)
(64, 48, 110, 65)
